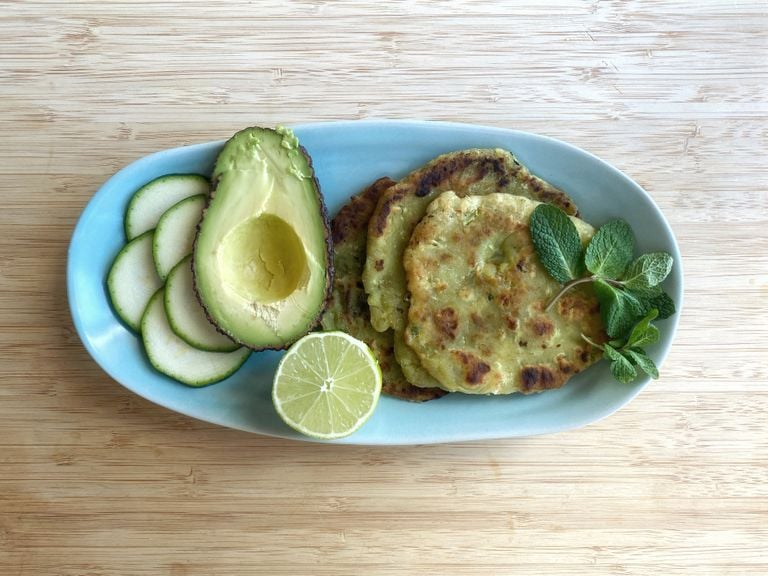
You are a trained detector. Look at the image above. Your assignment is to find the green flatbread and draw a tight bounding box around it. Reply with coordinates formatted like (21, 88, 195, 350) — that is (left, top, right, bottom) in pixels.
(320, 177, 446, 402)
(403, 192, 606, 394)
(363, 148, 578, 335)
(363, 148, 579, 389)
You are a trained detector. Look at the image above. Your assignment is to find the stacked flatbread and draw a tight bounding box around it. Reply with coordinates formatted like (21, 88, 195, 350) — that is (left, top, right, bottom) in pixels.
(321, 149, 606, 401)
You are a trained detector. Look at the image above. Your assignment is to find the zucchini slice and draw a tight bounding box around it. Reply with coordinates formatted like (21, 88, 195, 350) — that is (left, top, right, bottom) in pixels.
(141, 289, 250, 387)
(164, 256, 239, 352)
(153, 194, 206, 280)
(124, 174, 209, 240)
(107, 230, 163, 332)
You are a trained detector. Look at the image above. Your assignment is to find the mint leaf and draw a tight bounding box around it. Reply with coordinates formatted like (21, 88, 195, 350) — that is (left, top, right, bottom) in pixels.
(626, 309, 660, 348)
(626, 348, 659, 379)
(602, 343, 623, 362)
(584, 219, 634, 279)
(622, 252, 673, 296)
(593, 279, 645, 339)
(604, 344, 637, 383)
(630, 323, 659, 348)
(530, 204, 583, 284)
(643, 290, 676, 319)
(612, 358, 637, 383)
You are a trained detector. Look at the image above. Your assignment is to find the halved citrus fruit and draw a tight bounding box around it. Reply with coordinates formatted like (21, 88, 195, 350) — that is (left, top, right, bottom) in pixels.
(272, 332, 382, 439)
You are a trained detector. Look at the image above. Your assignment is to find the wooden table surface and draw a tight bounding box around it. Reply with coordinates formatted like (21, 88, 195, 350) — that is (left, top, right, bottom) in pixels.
(2, 1, 767, 574)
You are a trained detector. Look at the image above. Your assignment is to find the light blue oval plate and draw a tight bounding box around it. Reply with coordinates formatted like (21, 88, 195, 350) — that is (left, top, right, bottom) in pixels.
(68, 120, 682, 444)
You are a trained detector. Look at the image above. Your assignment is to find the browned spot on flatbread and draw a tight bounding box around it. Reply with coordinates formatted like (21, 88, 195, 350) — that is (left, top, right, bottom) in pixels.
(519, 171, 578, 216)
(520, 365, 561, 393)
(557, 356, 573, 374)
(415, 155, 465, 197)
(557, 292, 602, 322)
(451, 350, 491, 385)
(415, 154, 519, 198)
(387, 381, 448, 402)
(332, 177, 395, 244)
(372, 189, 405, 236)
(528, 317, 554, 338)
(433, 308, 459, 340)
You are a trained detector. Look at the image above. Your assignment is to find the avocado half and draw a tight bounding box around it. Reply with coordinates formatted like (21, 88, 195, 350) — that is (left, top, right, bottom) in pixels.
(193, 126, 332, 350)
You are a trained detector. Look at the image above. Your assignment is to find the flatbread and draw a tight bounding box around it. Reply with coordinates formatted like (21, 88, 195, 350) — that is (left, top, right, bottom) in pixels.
(403, 192, 606, 395)
(363, 148, 578, 335)
(320, 177, 446, 402)
(393, 326, 444, 390)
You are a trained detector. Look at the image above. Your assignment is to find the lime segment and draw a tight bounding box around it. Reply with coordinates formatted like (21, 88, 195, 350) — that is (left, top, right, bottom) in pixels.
(272, 332, 382, 439)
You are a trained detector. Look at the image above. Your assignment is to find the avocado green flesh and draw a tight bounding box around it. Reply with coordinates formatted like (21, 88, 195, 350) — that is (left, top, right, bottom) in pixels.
(194, 127, 330, 350)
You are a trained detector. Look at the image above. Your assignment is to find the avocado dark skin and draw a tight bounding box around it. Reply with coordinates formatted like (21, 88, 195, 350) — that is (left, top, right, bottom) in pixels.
(192, 126, 333, 351)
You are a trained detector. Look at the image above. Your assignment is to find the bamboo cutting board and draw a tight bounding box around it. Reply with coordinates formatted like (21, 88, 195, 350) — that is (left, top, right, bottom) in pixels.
(1, 1, 767, 574)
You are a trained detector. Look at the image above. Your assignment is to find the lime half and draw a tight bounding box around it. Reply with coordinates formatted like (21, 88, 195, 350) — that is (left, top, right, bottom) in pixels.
(272, 331, 382, 440)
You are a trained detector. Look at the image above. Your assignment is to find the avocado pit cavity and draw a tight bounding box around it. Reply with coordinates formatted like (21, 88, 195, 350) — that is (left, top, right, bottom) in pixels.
(219, 213, 307, 303)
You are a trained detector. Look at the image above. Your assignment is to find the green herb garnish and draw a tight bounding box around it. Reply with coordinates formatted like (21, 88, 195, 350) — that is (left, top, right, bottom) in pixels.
(529, 204, 676, 383)
(583, 309, 661, 383)
(529, 204, 584, 283)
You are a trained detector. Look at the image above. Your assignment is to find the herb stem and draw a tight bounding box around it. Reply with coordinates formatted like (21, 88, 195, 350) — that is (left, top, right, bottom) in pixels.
(545, 276, 624, 312)
(545, 276, 595, 311)
(580, 333, 604, 350)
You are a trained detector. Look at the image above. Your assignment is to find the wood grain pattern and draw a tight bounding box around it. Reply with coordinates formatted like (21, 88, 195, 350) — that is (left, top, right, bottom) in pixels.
(1, 1, 767, 574)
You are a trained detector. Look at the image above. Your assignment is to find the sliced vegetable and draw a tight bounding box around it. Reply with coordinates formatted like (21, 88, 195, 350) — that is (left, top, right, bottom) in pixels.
(141, 289, 250, 387)
(164, 255, 239, 352)
(153, 194, 206, 280)
(107, 230, 163, 331)
(124, 174, 209, 240)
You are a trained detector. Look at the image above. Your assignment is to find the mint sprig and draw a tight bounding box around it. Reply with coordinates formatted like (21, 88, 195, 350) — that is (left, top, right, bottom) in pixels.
(583, 310, 661, 383)
(529, 204, 676, 383)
